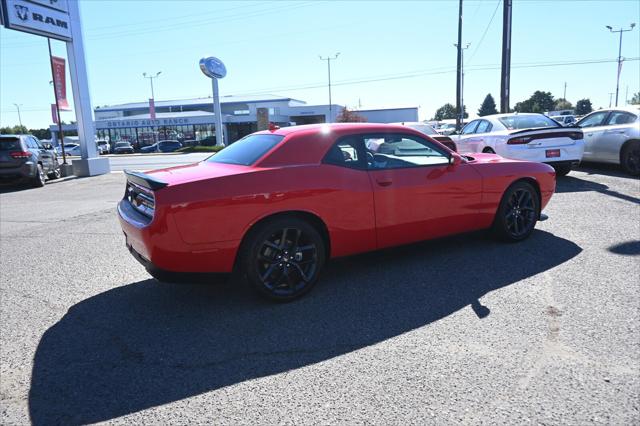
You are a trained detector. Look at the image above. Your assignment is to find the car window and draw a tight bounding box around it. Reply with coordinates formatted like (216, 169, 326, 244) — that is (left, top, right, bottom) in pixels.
(364, 134, 450, 169)
(461, 121, 479, 135)
(475, 120, 492, 133)
(0, 137, 22, 151)
(577, 111, 609, 128)
(323, 136, 366, 170)
(208, 133, 284, 166)
(605, 111, 637, 126)
(31, 137, 44, 149)
(498, 115, 560, 130)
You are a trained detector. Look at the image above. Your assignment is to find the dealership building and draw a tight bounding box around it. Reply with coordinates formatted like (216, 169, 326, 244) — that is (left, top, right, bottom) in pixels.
(50, 94, 418, 147)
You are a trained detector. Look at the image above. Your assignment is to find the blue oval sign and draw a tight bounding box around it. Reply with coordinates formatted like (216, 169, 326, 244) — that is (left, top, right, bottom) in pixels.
(199, 56, 227, 79)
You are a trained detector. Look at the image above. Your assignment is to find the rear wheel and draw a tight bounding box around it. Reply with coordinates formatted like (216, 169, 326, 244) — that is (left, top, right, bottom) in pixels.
(552, 163, 572, 177)
(32, 164, 45, 187)
(492, 181, 539, 242)
(240, 217, 325, 302)
(621, 141, 640, 176)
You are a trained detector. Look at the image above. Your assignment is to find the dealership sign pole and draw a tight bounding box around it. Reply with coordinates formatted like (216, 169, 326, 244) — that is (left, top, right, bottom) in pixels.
(1, 0, 110, 176)
(199, 56, 227, 147)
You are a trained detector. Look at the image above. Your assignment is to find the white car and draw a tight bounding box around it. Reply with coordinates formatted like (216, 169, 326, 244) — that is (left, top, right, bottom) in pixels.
(436, 123, 457, 136)
(550, 115, 576, 127)
(451, 113, 585, 176)
(56, 143, 81, 156)
(96, 139, 110, 155)
(577, 106, 640, 176)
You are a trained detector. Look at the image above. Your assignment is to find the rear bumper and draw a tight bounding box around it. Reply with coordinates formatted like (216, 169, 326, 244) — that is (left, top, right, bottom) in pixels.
(0, 162, 36, 179)
(498, 141, 584, 164)
(117, 199, 240, 273)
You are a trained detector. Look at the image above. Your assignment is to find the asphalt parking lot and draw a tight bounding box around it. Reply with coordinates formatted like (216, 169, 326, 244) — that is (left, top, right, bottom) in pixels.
(1, 163, 638, 425)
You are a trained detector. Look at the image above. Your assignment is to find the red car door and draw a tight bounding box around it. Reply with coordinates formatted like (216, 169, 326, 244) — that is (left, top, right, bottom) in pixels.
(364, 133, 483, 249)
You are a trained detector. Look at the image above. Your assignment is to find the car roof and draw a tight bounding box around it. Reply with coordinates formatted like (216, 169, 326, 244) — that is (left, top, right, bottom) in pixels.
(586, 106, 639, 114)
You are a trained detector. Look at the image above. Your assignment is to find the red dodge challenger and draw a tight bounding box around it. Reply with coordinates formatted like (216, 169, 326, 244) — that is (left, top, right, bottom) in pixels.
(118, 123, 556, 301)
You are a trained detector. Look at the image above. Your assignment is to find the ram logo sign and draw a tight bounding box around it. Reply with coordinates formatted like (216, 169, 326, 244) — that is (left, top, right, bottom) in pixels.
(2, 0, 72, 41)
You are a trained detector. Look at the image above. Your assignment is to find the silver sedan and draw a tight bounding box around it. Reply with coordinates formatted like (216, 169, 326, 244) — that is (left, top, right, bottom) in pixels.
(577, 106, 640, 176)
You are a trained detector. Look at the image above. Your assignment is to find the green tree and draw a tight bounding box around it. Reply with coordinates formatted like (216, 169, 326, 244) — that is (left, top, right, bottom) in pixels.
(554, 98, 573, 111)
(514, 91, 555, 113)
(433, 103, 467, 120)
(630, 92, 640, 105)
(575, 99, 593, 115)
(0, 125, 28, 134)
(477, 94, 498, 116)
(29, 128, 52, 140)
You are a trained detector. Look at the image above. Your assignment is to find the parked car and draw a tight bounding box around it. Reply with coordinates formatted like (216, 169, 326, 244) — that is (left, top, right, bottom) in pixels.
(114, 141, 135, 154)
(57, 143, 81, 156)
(393, 122, 457, 151)
(140, 140, 183, 153)
(437, 123, 457, 136)
(575, 107, 640, 176)
(451, 113, 584, 176)
(550, 115, 576, 127)
(96, 139, 110, 154)
(118, 123, 556, 301)
(0, 134, 60, 187)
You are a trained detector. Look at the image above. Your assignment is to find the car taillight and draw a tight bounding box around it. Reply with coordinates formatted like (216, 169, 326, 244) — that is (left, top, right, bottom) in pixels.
(10, 151, 31, 159)
(567, 131, 582, 140)
(507, 137, 531, 145)
(126, 181, 156, 219)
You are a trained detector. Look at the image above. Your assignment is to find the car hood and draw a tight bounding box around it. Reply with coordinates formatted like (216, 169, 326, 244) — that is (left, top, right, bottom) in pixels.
(145, 161, 257, 186)
(463, 152, 517, 164)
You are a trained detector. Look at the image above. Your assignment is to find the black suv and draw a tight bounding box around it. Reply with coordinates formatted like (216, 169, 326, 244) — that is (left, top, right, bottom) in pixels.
(0, 135, 61, 187)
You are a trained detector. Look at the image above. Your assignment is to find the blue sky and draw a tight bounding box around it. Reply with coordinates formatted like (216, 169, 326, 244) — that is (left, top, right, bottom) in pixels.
(1, 0, 639, 128)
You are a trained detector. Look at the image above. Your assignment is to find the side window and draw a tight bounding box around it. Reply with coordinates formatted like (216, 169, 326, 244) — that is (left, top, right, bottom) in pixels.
(606, 111, 637, 126)
(31, 137, 44, 149)
(578, 111, 609, 128)
(475, 120, 492, 133)
(323, 136, 366, 170)
(25, 137, 37, 149)
(365, 134, 450, 169)
(461, 121, 479, 135)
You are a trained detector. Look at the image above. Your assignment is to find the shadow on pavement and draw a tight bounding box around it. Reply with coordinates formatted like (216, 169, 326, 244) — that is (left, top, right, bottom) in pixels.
(577, 162, 639, 180)
(556, 175, 640, 205)
(608, 240, 640, 256)
(28, 230, 581, 425)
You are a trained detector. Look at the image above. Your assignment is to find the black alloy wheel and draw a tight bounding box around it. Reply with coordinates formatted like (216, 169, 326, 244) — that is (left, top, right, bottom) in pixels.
(493, 181, 539, 242)
(621, 142, 640, 176)
(242, 217, 325, 301)
(33, 164, 46, 187)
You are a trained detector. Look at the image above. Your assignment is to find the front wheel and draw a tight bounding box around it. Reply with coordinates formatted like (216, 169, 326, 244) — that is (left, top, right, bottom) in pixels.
(48, 166, 61, 180)
(621, 141, 640, 176)
(240, 217, 325, 302)
(492, 181, 540, 242)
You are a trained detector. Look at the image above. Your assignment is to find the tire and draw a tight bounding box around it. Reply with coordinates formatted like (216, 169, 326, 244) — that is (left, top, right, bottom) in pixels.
(239, 217, 326, 302)
(482, 147, 495, 154)
(48, 166, 61, 180)
(32, 164, 46, 187)
(552, 163, 572, 177)
(492, 181, 540, 242)
(621, 141, 640, 176)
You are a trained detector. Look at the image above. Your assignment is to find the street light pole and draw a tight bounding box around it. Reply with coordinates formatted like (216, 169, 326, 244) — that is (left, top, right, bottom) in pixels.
(606, 23, 635, 107)
(142, 71, 161, 99)
(454, 43, 470, 128)
(13, 103, 23, 128)
(319, 53, 340, 123)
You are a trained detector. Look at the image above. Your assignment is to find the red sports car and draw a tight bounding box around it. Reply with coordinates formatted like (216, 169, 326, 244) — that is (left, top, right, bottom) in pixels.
(118, 123, 556, 301)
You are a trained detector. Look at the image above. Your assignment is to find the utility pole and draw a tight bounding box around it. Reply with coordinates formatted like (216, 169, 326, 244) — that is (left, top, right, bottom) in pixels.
(319, 53, 340, 123)
(13, 103, 23, 128)
(563, 82, 567, 100)
(609, 92, 615, 108)
(455, 0, 463, 130)
(606, 23, 635, 107)
(500, 0, 513, 113)
(142, 71, 161, 100)
(454, 42, 470, 127)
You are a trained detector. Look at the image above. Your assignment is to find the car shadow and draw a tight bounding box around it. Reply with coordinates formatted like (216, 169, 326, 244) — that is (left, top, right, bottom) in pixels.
(555, 175, 640, 205)
(577, 162, 638, 180)
(608, 240, 640, 256)
(28, 230, 581, 425)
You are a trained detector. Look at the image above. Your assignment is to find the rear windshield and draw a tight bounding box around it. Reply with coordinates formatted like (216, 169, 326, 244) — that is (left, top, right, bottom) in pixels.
(208, 134, 284, 166)
(0, 137, 21, 151)
(116, 142, 130, 147)
(498, 115, 560, 130)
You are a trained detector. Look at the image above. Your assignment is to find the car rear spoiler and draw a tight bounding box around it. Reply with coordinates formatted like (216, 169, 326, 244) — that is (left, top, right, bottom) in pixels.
(124, 169, 168, 191)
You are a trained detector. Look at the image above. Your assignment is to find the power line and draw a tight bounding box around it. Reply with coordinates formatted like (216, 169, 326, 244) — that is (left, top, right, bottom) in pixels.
(467, 0, 502, 65)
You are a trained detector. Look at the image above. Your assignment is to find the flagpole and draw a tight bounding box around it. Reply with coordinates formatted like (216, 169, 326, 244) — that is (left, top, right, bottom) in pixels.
(48, 38, 67, 165)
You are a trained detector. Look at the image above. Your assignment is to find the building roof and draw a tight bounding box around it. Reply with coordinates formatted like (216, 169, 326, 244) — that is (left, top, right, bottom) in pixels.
(95, 94, 305, 112)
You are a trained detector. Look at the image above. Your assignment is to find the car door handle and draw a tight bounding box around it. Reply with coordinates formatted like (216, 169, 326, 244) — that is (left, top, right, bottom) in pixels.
(376, 179, 393, 187)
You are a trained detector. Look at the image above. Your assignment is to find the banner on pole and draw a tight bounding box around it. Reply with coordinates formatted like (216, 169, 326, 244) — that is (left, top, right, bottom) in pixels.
(51, 103, 59, 124)
(51, 55, 70, 110)
(149, 98, 156, 120)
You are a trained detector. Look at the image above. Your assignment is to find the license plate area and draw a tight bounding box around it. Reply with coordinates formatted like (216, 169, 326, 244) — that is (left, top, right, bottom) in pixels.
(546, 149, 560, 158)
